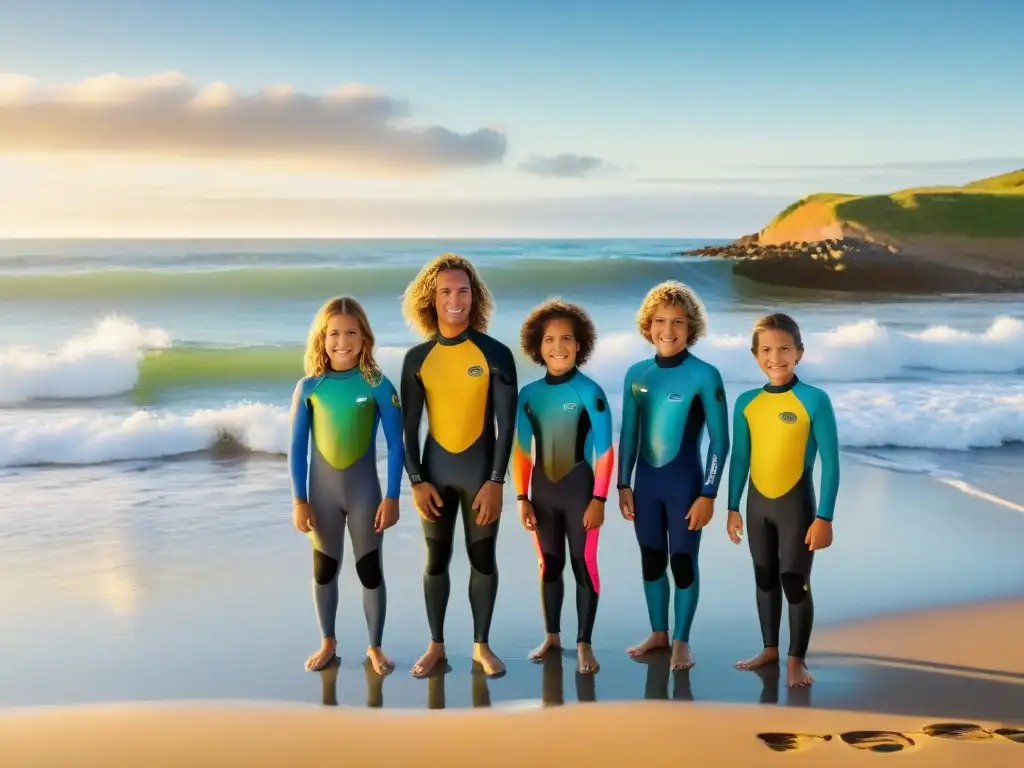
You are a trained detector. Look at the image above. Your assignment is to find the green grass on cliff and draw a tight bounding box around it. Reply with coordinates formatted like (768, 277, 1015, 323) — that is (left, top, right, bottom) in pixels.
(770, 168, 1024, 238)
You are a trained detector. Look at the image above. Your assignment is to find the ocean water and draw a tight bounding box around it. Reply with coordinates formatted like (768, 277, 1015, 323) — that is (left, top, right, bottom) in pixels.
(2, 238, 1023, 716)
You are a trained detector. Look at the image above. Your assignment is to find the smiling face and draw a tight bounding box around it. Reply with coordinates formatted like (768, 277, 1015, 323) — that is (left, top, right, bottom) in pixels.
(434, 267, 473, 336)
(325, 313, 364, 372)
(753, 328, 803, 385)
(540, 316, 579, 376)
(650, 302, 689, 358)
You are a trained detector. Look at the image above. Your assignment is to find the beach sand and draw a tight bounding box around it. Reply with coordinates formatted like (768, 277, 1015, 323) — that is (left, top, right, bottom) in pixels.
(3, 598, 1021, 767)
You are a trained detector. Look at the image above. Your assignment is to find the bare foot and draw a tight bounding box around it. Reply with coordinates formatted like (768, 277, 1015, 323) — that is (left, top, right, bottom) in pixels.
(787, 656, 815, 687)
(411, 641, 446, 678)
(366, 646, 394, 676)
(472, 643, 506, 677)
(528, 633, 562, 662)
(627, 631, 670, 659)
(670, 640, 695, 670)
(305, 637, 337, 671)
(735, 647, 780, 670)
(577, 642, 600, 674)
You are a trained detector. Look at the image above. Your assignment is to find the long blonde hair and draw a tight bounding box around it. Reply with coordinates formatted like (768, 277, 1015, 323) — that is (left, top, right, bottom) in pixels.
(303, 296, 382, 384)
(401, 253, 495, 339)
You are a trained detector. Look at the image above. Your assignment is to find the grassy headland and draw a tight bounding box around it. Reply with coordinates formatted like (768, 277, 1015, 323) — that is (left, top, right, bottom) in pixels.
(684, 168, 1024, 293)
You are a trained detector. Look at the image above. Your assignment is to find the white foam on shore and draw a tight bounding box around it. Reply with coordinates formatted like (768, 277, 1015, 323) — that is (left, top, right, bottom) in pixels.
(1, 314, 1023, 404)
(1, 380, 1021, 468)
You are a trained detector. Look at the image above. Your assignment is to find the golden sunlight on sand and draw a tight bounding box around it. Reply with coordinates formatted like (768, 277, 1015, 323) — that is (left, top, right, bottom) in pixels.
(2, 599, 1022, 767)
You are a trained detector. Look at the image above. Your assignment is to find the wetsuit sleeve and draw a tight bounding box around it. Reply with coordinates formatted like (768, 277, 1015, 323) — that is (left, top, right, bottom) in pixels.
(583, 380, 614, 501)
(697, 365, 730, 498)
(616, 364, 641, 489)
(512, 386, 534, 500)
(486, 340, 519, 484)
(374, 375, 406, 500)
(727, 391, 753, 511)
(288, 377, 313, 502)
(399, 345, 428, 485)
(810, 389, 841, 521)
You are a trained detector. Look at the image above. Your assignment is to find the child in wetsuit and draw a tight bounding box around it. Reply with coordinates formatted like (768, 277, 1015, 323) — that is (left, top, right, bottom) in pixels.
(513, 299, 614, 675)
(617, 280, 730, 672)
(726, 312, 840, 688)
(288, 295, 404, 676)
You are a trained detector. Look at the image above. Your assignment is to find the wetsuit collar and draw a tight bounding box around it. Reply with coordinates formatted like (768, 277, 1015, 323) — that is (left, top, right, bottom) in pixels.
(436, 327, 471, 346)
(324, 366, 360, 379)
(655, 348, 689, 368)
(544, 366, 578, 385)
(764, 373, 798, 393)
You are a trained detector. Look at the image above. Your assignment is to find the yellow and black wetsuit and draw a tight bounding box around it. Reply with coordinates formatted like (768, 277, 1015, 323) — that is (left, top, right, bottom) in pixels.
(727, 374, 840, 659)
(400, 327, 519, 645)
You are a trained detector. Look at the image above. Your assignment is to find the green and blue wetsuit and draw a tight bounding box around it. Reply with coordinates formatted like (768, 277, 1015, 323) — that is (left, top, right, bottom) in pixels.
(617, 348, 730, 643)
(513, 366, 614, 645)
(727, 374, 839, 658)
(289, 367, 404, 648)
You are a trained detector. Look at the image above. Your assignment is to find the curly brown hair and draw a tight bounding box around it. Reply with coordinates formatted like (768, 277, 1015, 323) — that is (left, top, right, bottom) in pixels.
(303, 295, 382, 384)
(401, 253, 495, 339)
(636, 280, 708, 347)
(519, 298, 597, 367)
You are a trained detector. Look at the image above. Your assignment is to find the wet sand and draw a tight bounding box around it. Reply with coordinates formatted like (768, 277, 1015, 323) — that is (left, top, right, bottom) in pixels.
(3, 598, 1021, 767)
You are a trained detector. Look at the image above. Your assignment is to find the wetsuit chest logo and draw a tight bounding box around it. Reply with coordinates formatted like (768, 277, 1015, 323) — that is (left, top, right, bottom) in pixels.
(667, 393, 683, 402)
(467, 365, 484, 377)
(778, 411, 798, 424)
(563, 402, 577, 411)
(355, 396, 370, 406)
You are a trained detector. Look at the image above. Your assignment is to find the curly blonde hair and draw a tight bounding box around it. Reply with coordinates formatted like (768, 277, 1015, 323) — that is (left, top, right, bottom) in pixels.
(636, 280, 708, 347)
(401, 253, 495, 338)
(303, 296, 382, 384)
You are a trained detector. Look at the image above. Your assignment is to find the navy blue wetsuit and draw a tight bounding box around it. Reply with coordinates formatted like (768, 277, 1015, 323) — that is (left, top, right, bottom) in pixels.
(617, 348, 730, 643)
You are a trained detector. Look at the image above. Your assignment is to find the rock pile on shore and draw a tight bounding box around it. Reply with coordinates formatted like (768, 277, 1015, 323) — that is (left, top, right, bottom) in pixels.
(678, 236, 1023, 293)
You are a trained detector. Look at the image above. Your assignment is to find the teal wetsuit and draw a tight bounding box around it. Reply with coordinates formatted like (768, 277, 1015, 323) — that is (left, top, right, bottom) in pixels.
(727, 374, 839, 658)
(617, 348, 730, 643)
(289, 367, 404, 647)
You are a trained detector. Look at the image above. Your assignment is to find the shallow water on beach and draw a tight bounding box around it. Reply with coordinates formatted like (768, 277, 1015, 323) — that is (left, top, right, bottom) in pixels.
(2, 458, 1023, 721)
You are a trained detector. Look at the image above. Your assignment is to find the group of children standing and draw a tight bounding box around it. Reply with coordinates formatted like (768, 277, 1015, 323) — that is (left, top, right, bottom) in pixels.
(288, 253, 840, 691)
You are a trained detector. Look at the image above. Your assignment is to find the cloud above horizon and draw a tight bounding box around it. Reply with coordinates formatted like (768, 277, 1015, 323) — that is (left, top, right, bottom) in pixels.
(0, 71, 507, 176)
(519, 152, 616, 178)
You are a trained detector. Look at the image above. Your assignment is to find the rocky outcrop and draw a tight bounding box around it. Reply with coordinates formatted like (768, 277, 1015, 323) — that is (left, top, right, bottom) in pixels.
(679, 236, 1024, 294)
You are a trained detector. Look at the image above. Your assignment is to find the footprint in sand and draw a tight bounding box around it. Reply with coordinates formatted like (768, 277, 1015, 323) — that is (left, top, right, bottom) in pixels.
(756, 733, 832, 752)
(839, 731, 917, 753)
(758, 721, 1024, 753)
(921, 722, 994, 741)
(993, 727, 1024, 743)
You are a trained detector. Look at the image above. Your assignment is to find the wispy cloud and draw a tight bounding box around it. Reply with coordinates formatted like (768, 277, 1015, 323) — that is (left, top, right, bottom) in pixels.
(519, 152, 616, 178)
(0, 71, 507, 176)
(758, 156, 1024, 172)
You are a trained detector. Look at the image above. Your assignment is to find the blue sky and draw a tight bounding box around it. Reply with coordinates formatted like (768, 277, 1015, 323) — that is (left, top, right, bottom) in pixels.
(0, 0, 1021, 237)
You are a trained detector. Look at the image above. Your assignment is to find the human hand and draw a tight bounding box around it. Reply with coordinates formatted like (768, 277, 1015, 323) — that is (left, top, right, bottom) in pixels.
(726, 510, 744, 544)
(375, 497, 399, 533)
(519, 499, 537, 531)
(806, 518, 833, 551)
(618, 487, 635, 521)
(412, 482, 443, 521)
(686, 495, 714, 531)
(472, 480, 503, 526)
(293, 500, 316, 533)
(583, 498, 605, 530)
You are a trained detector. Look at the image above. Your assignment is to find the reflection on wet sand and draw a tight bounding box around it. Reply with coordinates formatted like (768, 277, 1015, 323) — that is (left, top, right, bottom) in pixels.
(317, 658, 494, 710)
(540, 651, 597, 705)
